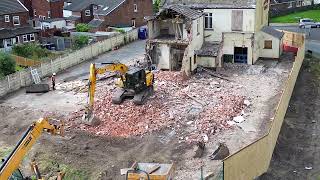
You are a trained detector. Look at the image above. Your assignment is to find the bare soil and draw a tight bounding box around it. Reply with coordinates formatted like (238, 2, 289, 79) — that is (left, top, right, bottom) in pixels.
(0, 54, 294, 179)
(259, 57, 320, 180)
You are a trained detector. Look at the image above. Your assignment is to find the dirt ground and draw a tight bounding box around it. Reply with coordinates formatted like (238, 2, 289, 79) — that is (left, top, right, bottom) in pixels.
(259, 56, 320, 180)
(0, 50, 295, 179)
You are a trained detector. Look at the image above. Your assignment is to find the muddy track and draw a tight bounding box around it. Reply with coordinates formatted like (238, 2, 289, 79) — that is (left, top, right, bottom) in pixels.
(260, 60, 320, 180)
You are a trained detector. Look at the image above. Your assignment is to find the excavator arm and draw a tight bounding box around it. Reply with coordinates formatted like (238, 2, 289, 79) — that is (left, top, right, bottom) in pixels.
(83, 63, 128, 124)
(0, 118, 64, 180)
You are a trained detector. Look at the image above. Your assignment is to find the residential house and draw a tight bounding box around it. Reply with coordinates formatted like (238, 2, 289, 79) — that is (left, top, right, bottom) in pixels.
(147, 5, 203, 72)
(147, 0, 284, 72)
(63, 0, 153, 31)
(0, 0, 39, 50)
(21, 0, 64, 20)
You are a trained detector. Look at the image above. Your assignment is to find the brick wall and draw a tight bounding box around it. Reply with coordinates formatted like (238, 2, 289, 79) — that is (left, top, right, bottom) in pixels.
(50, 0, 64, 18)
(103, 0, 153, 27)
(81, 5, 94, 23)
(0, 12, 30, 28)
(22, 0, 63, 19)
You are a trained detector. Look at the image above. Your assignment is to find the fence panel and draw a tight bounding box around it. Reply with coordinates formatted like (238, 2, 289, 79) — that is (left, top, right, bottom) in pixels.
(0, 29, 138, 97)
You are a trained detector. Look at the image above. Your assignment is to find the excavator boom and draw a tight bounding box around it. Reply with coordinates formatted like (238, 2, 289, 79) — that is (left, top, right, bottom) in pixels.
(83, 63, 129, 125)
(0, 118, 64, 180)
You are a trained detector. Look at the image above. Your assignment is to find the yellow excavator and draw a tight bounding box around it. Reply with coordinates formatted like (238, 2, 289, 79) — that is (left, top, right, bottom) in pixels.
(83, 63, 154, 124)
(0, 118, 64, 180)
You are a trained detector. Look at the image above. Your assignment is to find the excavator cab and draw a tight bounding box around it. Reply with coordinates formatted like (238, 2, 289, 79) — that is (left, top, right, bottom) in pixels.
(112, 68, 154, 105)
(123, 68, 147, 93)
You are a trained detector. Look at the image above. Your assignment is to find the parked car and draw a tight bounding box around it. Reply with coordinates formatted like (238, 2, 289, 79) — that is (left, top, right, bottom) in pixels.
(299, 18, 320, 28)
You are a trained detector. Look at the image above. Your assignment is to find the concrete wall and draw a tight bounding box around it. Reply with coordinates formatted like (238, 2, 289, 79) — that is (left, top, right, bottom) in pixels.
(259, 32, 282, 58)
(203, 9, 255, 42)
(63, 10, 72, 17)
(148, 20, 160, 39)
(255, 0, 270, 32)
(197, 56, 217, 68)
(41, 20, 66, 29)
(157, 44, 170, 69)
(188, 18, 204, 71)
(0, 29, 138, 97)
(222, 32, 254, 65)
(223, 31, 305, 180)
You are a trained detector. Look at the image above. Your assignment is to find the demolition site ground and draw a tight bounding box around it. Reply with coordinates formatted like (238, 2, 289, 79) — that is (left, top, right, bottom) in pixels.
(0, 41, 295, 179)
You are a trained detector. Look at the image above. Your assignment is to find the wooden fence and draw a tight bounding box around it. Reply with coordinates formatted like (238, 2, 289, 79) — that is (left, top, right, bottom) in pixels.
(223, 31, 305, 180)
(12, 55, 41, 67)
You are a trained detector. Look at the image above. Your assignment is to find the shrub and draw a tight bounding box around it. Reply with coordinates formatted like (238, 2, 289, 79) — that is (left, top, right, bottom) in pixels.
(12, 43, 51, 60)
(76, 23, 91, 32)
(153, 0, 161, 12)
(0, 52, 16, 77)
(74, 35, 89, 49)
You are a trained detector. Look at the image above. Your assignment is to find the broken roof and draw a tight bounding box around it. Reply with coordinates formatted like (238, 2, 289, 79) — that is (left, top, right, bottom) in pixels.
(164, 0, 257, 9)
(261, 26, 284, 39)
(0, 0, 28, 15)
(195, 43, 220, 57)
(151, 4, 203, 20)
(64, 0, 126, 16)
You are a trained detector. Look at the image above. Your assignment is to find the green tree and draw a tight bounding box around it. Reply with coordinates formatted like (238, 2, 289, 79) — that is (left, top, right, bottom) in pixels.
(0, 52, 16, 77)
(12, 43, 51, 60)
(153, 0, 161, 13)
(76, 23, 91, 32)
(74, 35, 89, 49)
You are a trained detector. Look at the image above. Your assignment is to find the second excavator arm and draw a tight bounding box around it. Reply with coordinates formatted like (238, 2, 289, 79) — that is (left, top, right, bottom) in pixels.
(0, 118, 64, 180)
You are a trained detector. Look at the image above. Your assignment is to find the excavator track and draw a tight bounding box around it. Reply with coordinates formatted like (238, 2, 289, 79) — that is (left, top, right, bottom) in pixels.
(133, 86, 154, 105)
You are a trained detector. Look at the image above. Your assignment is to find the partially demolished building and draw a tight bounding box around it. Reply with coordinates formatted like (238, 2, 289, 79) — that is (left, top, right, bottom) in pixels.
(146, 0, 286, 74)
(146, 5, 204, 75)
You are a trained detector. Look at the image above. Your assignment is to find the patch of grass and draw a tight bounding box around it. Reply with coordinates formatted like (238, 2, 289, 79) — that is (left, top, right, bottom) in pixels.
(36, 155, 89, 180)
(304, 54, 320, 78)
(15, 65, 24, 72)
(0, 147, 13, 160)
(271, 9, 320, 23)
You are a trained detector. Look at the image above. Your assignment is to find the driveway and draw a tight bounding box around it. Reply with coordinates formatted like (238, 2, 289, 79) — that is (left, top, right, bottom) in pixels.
(272, 25, 320, 41)
(2, 40, 146, 112)
(57, 40, 146, 82)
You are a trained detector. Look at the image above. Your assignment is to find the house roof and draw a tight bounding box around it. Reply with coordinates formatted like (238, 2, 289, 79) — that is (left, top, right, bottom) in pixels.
(164, 0, 257, 9)
(164, 4, 203, 19)
(195, 42, 220, 57)
(261, 26, 284, 39)
(88, 19, 104, 27)
(64, 0, 126, 16)
(0, 0, 28, 15)
(148, 4, 202, 21)
(0, 27, 39, 39)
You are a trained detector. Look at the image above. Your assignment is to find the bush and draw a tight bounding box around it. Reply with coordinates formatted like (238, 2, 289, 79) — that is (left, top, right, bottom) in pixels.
(76, 23, 91, 32)
(0, 52, 16, 77)
(12, 43, 51, 60)
(74, 35, 89, 49)
(153, 0, 161, 12)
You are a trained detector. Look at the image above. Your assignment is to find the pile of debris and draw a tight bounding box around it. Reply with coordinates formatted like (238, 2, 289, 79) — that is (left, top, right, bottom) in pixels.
(55, 80, 88, 93)
(67, 70, 246, 143)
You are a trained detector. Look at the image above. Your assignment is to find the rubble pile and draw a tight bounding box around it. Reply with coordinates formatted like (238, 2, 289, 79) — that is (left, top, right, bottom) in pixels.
(56, 80, 88, 93)
(67, 70, 246, 143)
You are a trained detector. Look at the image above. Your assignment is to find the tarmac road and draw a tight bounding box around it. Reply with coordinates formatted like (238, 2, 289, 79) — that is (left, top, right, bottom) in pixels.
(56, 40, 146, 82)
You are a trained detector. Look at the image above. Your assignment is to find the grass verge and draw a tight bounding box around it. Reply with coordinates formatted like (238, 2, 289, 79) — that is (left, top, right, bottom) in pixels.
(271, 9, 320, 23)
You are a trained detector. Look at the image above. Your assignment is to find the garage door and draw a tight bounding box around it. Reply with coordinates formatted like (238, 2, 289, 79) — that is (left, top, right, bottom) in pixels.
(234, 47, 248, 63)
